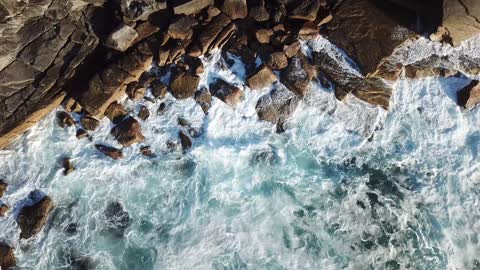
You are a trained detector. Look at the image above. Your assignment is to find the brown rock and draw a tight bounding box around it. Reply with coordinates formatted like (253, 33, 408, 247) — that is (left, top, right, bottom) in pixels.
(138, 106, 150, 121)
(298, 21, 319, 40)
(195, 89, 212, 114)
(106, 24, 139, 52)
(196, 13, 236, 54)
(255, 28, 274, 44)
(280, 54, 316, 96)
(221, 0, 248, 20)
(62, 158, 74, 176)
(289, 0, 322, 21)
(76, 129, 89, 140)
(0, 180, 6, 198)
(210, 79, 244, 108)
(111, 117, 145, 147)
(249, 0, 270, 22)
(0, 204, 9, 217)
(457, 80, 480, 110)
(150, 79, 168, 99)
(266, 52, 289, 70)
(248, 65, 278, 90)
(179, 130, 192, 151)
(95, 144, 124, 160)
(140, 146, 154, 157)
(126, 82, 146, 101)
(256, 86, 300, 131)
(17, 194, 54, 239)
(168, 16, 198, 40)
(173, 0, 214, 15)
(56, 111, 75, 128)
(0, 243, 16, 269)
(283, 41, 301, 58)
(80, 115, 100, 131)
(169, 72, 200, 99)
(133, 21, 160, 44)
(104, 102, 128, 125)
(442, 0, 480, 46)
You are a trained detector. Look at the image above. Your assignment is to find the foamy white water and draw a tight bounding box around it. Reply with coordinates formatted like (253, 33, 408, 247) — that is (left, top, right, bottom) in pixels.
(0, 38, 479, 270)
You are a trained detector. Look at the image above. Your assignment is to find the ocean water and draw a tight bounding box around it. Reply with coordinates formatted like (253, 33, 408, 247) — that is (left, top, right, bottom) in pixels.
(0, 38, 479, 270)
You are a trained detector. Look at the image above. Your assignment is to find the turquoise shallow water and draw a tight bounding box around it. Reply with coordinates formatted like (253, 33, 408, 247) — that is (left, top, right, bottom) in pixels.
(0, 39, 479, 270)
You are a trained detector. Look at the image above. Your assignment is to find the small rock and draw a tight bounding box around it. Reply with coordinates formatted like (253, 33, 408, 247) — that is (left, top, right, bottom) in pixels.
(0, 180, 7, 198)
(194, 89, 212, 114)
(95, 144, 124, 160)
(157, 102, 169, 115)
(299, 21, 319, 40)
(104, 102, 128, 125)
(255, 28, 274, 44)
(150, 79, 167, 99)
(62, 158, 74, 176)
(221, 0, 248, 20)
(210, 79, 244, 108)
(0, 204, 9, 217)
(169, 72, 200, 99)
(17, 193, 54, 239)
(0, 243, 16, 269)
(179, 131, 192, 151)
(56, 111, 75, 128)
(76, 129, 89, 140)
(80, 115, 100, 131)
(106, 24, 139, 52)
(104, 201, 130, 237)
(178, 117, 190, 127)
(64, 223, 77, 235)
(111, 116, 145, 147)
(248, 65, 278, 90)
(138, 106, 150, 121)
(126, 82, 146, 101)
(140, 146, 155, 157)
(249, 0, 269, 22)
(457, 80, 480, 110)
(166, 140, 178, 151)
(266, 52, 288, 70)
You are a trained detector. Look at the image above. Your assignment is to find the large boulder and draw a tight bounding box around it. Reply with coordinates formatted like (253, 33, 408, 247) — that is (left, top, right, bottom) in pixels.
(280, 54, 316, 96)
(80, 115, 100, 131)
(248, 65, 278, 90)
(195, 13, 236, 54)
(256, 86, 300, 131)
(440, 0, 480, 46)
(104, 102, 128, 124)
(105, 24, 139, 52)
(0, 243, 16, 270)
(173, 0, 214, 15)
(17, 193, 54, 239)
(457, 80, 480, 110)
(111, 116, 145, 147)
(221, 0, 248, 20)
(210, 79, 244, 108)
(169, 72, 200, 99)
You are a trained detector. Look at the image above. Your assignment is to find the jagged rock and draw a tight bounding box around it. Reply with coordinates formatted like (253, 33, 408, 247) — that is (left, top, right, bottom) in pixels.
(256, 86, 300, 131)
(196, 13, 236, 54)
(140, 145, 154, 157)
(104, 201, 130, 237)
(441, 0, 480, 46)
(221, 0, 248, 20)
(150, 79, 167, 99)
(138, 106, 150, 121)
(184, 56, 204, 75)
(133, 21, 160, 43)
(249, 0, 270, 22)
(17, 193, 54, 239)
(62, 158, 74, 176)
(126, 82, 146, 101)
(104, 102, 128, 125)
(169, 72, 200, 99)
(122, 0, 167, 21)
(0, 204, 9, 217)
(95, 144, 124, 160)
(283, 41, 301, 58)
(248, 65, 278, 90)
(168, 16, 198, 40)
(76, 129, 89, 140)
(80, 115, 100, 131)
(173, 0, 214, 15)
(179, 130, 192, 151)
(0, 243, 16, 269)
(289, 0, 323, 21)
(280, 54, 316, 96)
(323, 0, 416, 76)
(210, 79, 244, 108)
(106, 24, 139, 52)
(256, 28, 274, 44)
(298, 21, 319, 40)
(111, 117, 144, 147)
(56, 111, 75, 128)
(266, 52, 289, 70)
(458, 80, 480, 110)
(0, 180, 6, 198)
(195, 89, 212, 114)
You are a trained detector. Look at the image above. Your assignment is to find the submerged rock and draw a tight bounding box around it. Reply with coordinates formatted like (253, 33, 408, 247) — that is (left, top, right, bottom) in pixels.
(194, 89, 213, 114)
(138, 106, 150, 121)
(0, 204, 9, 217)
(0, 180, 7, 198)
(210, 79, 244, 108)
(179, 131, 192, 151)
(140, 146, 155, 157)
(457, 80, 480, 110)
(56, 111, 75, 128)
(150, 79, 168, 99)
(0, 243, 16, 269)
(111, 117, 145, 147)
(17, 193, 54, 239)
(104, 201, 130, 237)
(95, 144, 124, 160)
(62, 158, 74, 176)
(76, 129, 89, 140)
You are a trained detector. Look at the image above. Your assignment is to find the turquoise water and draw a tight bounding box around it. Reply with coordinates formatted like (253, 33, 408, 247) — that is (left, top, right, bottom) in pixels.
(0, 39, 479, 270)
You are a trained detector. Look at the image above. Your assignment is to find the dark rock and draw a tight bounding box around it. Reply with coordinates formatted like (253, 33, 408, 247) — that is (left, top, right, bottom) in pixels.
(280, 54, 316, 96)
(64, 223, 77, 235)
(62, 158, 74, 176)
(196, 13, 236, 54)
(210, 79, 244, 108)
(0, 180, 7, 198)
(111, 117, 145, 147)
(104, 201, 130, 237)
(95, 144, 124, 160)
(56, 111, 75, 128)
(140, 146, 155, 157)
(150, 79, 167, 99)
(248, 65, 278, 90)
(178, 117, 191, 127)
(104, 102, 128, 125)
(256, 86, 300, 129)
(157, 102, 171, 115)
(457, 80, 480, 110)
(126, 81, 146, 101)
(0, 243, 15, 269)
(194, 89, 212, 114)
(76, 129, 89, 140)
(80, 115, 100, 131)
(179, 130, 192, 151)
(0, 204, 9, 217)
(221, 0, 248, 20)
(168, 16, 198, 40)
(17, 193, 54, 239)
(289, 0, 323, 21)
(266, 52, 289, 70)
(169, 72, 200, 99)
(138, 106, 150, 121)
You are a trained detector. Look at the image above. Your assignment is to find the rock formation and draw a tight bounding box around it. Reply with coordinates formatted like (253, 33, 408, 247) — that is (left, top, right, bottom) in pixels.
(17, 193, 54, 239)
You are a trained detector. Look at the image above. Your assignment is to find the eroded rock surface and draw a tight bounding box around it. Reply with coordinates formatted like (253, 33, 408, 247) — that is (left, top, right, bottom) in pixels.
(17, 193, 54, 239)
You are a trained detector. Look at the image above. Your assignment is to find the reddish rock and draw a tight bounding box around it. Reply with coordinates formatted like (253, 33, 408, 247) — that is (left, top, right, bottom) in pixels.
(17, 194, 54, 239)
(168, 16, 198, 40)
(0, 243, 16, 269)
(221, 0, 248, 20)
(95, 144, 124, 160)
(289, 0, 323, 21)
(126, 82, 146, 101)
(111, 117, 145, 147)
(255, 28, 274, 44)
(195, 89, 212, 114)
(457, 80, 480, 110)
(280, 54, 316, 96)
(283, 41, 301, 58)
(173, 0, 214, 15)
(248, 65, 278, 90)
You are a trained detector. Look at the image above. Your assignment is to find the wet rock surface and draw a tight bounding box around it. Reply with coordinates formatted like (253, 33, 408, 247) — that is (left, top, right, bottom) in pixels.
(0, 243, 16, 270)
(104, 201, 130, 237)
(95, 144, 124, 160)
(457, 80, 480, 110)
(17, 193, 54, 239)
(111, 116, 145, 147)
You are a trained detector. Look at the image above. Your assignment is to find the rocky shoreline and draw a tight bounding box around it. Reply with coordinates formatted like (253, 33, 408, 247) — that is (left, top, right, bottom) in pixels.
(1, 0, 480, 268)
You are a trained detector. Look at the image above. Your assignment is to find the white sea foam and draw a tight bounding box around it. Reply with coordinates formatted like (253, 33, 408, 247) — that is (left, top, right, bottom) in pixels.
(0, 37, 479, 270)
